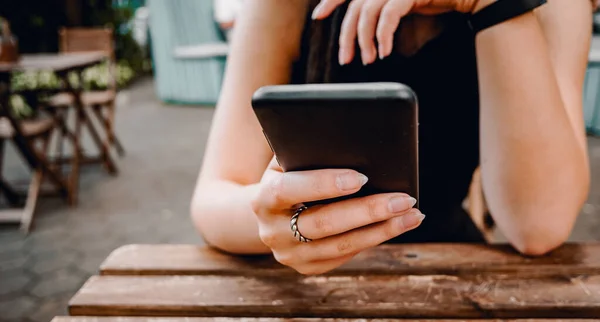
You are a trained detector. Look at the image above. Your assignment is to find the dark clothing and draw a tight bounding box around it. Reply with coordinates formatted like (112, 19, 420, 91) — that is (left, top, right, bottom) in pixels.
(291, 5, 485, 243)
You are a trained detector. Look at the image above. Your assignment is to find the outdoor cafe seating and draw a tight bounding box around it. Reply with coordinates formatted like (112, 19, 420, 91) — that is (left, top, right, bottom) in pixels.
(0, 21, 124, 233)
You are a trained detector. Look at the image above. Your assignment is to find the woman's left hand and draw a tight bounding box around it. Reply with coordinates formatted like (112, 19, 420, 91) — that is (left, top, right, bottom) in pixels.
(312, 0, 491, 65)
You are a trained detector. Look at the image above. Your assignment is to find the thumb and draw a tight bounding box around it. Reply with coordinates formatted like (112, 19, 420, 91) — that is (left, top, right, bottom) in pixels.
(267, 155, 283, 173)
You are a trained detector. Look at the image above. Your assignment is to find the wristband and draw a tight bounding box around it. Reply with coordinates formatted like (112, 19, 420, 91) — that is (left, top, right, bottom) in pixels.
(468, 0, 547, 34)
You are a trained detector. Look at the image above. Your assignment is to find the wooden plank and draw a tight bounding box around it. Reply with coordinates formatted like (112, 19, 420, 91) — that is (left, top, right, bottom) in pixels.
(173, 43, 229, 59)
(590, 36, 600, 63)
(68, 274, 600, 318)
(51, 317, 600, 322)
(0, 53, 106, 73)
(100, 243, 600, 276)
(0, 209, 23, 222)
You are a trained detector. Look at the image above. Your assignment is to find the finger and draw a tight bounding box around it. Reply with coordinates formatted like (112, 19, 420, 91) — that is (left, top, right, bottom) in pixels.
(357, 0, 387, 64)
(294, 253, 356, 275)
(312, 0, 347, 20)
(376, 0, 414, 59)
(258, 169, 368, 210)
(306, 208, 425, 261)
(267, 155, 282, 172)
(299, 193, 417, 240)
(338, 0, 365, 65)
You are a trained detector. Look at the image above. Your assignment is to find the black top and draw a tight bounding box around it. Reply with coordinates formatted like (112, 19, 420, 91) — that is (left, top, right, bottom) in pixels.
(291, 4, 485, 243)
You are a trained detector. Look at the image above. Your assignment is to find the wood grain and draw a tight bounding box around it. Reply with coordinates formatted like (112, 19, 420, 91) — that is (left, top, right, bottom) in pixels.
(51, 317, 600, 322)
(69, 274, 600, 318)
(100, 243, 600, 276)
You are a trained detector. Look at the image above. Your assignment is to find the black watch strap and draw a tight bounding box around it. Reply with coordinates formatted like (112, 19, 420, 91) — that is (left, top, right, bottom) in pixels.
(468, 0, 547, 34)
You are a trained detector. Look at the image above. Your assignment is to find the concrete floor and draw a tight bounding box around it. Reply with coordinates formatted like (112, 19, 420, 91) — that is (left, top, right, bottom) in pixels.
(0, 77, 599, 322)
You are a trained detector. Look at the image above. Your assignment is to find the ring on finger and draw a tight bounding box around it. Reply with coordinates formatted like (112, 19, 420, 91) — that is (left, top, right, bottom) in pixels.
(290, 205, 312, 243)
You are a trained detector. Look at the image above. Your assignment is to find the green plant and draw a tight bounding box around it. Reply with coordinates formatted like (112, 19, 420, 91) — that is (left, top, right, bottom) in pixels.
(12, 61, 135, 92)
(83, 1, 150, 74)
(10, 95, 33, 119)
(10, 61, 135, 118)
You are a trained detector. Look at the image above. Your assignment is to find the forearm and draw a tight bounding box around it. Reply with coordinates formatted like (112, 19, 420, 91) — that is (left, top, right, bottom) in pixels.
(191, 180, 270, 254)
(476, 4, 590, 254)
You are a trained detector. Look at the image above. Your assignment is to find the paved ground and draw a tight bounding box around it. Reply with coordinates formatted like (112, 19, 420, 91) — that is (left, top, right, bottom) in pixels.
(0, 77, 599, 322)
(0, 77, 210, 322)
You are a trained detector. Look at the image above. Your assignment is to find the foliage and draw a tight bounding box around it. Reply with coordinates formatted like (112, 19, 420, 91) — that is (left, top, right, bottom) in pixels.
(0, 0, 150, 72)
(82, 0, 151, 74)
(12, 61, 136, 91)
(10, 61, 135, 118)
(2, 0, 148, 118)
(10, 95, 32, 119)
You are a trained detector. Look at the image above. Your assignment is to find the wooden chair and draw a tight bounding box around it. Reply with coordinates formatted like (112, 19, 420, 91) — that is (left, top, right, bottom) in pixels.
(48, 27, 125, 160)
(0, 106, 74, 233)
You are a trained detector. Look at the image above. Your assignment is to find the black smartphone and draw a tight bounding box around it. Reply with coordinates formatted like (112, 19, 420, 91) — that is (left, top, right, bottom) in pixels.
(251, 82, 419, 207)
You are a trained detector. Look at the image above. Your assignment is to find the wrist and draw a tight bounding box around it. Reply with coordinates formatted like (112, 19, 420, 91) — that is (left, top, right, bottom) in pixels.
(472, 0, 497, 13)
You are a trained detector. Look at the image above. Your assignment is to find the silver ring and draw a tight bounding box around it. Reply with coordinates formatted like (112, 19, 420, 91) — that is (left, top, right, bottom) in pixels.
(290, 205, 312, 243)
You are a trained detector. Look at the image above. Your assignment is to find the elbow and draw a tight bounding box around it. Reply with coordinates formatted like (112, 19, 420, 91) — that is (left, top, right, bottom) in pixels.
(506, 160, 590, 257)
(509, 189, 587, 257)
(511, 228, 570, 256)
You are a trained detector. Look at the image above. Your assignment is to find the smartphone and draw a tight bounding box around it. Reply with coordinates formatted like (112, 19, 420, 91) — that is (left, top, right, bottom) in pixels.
(251, 82, 419, 207)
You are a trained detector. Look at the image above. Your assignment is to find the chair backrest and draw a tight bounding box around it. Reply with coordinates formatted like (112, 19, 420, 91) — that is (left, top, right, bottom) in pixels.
(59, 27, 115, 58)
(59, 27, 116, 90)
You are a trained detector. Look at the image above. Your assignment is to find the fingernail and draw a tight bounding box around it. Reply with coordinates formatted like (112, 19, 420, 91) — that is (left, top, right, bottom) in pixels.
(358, 174, 369, 186)
(388, 196, 416, 213)
(336, 172, 368, 191)
(339, 48, 348, 65)
(361, 50, 368, 65)
(409, 197, 417, 207)
(401, 211, 426, 229)
(311, 4, 323, 20)
(362, 47, 377, 65)
(378, 44, 384, 60)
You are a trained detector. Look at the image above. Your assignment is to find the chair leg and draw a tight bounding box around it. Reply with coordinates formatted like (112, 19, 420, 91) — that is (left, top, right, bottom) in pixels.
(54, 109, 66, 169)
(92, 105, 111, 162)
(84, 105, 117, 175)
(93, 103, 125, 157)
(20, 168, 43, 234)
(109, 102, 125, 157)
(20, 136, 51, 234)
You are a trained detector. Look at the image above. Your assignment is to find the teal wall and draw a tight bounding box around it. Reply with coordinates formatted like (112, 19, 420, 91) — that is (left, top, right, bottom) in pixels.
(147, 0, 226, 105)
(585, 64, 600, 135)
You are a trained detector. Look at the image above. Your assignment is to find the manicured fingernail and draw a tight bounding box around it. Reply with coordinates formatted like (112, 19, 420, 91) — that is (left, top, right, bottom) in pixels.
(362, 47, 377, 65)
(336, 172, 368, 191)
(388, 196, 417, 213)
(378, 44, 384, 60)
(311, 4, 323, 19)
(339, 48, 348, 65)
(401, 211, 426, 229)
(358, 174, 369, 186)
(408, 197, 417, 207)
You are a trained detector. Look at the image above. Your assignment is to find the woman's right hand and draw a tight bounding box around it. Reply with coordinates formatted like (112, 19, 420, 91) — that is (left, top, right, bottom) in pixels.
(251, 158, 425, 275)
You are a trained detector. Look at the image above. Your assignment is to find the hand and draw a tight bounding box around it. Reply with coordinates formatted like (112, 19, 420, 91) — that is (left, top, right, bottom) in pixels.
(311, 0, 490, 65)
(251, 157, 424, 275)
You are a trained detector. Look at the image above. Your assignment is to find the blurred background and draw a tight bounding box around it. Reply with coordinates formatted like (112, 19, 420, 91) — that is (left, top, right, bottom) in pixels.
(0, 1, 598, 321)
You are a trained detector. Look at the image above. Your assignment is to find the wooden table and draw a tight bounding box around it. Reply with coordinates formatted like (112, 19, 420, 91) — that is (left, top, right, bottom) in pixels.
(0, 53, 117, 206)
(52, 243, 600, 321)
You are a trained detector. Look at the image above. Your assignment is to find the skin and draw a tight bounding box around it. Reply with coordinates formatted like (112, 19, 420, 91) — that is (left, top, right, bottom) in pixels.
(192, 0, 592, 274)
